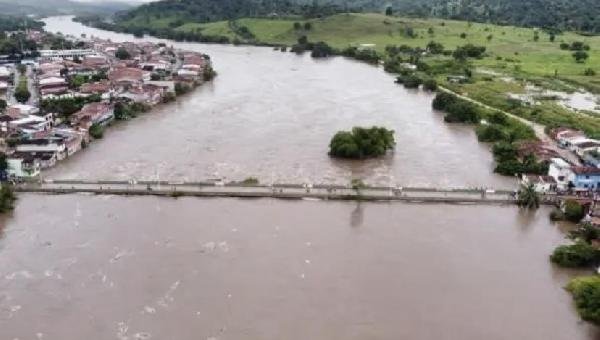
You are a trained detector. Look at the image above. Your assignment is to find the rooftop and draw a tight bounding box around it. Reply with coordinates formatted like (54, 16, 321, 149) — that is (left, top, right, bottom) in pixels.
(571, 167, 600, 176)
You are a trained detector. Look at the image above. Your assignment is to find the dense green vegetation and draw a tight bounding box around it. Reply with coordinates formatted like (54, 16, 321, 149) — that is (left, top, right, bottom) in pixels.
(0, 15, 43, 32)
(551, 242, 600, 268)
(89, 123, 104, 139)
(550, 220, 600, 325)
(0, 184, 16, 213)
(0, 0, 130, 17)
(329, 126, 395, 159)
(567, 276, 600, 325)
(565, 199, 586, 223)
(105, 0, 600, 35)
(114, 102, 149, 120)
(517, 183, 540, 209)
(14, 78, 30, 104)
(41, 95, 102, 118)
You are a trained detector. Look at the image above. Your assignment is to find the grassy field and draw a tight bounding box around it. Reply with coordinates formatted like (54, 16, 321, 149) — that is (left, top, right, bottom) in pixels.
(122, 12, 600, 135)
(171, 13, 600, 82)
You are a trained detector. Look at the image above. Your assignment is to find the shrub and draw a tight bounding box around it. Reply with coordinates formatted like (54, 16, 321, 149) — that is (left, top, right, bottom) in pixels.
(453, 44, 486, 60)
(551, 242, 600, 268)
(426, 41, 444, 54)
(476, 124, 508, 142)
(0, 184, 16, 213)
(174, 82, 191, 96)
(402, 74, 422, 89)
(550, 208, 566, 221)
(584, 68, 596, 76)
(89, 123, 104, 139)
(492, 142, 518, 162)
(423, 78, 438, 91)
(443, 101, 480, 123)
(310, 41, 334, 58)
(241, 177, 259, 185)
(573, 51, 589, 63)
(329, 126, 395, 159)
(432, 92, 457, 111)
(115, 47, 131, 60)
(565, 199, 585, 222)
(567, 276, 600, 325)
(569, 222, 600, 243)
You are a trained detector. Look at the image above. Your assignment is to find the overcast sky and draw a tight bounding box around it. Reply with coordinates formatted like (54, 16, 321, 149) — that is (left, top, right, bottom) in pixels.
(73, 0, 154, 3)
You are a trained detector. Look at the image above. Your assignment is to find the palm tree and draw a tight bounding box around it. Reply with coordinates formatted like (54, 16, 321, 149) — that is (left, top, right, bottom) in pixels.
(517, 183, 541, 209)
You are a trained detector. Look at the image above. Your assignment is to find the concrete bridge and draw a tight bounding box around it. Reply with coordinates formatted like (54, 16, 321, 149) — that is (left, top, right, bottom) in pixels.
(14, 179, 522, 205)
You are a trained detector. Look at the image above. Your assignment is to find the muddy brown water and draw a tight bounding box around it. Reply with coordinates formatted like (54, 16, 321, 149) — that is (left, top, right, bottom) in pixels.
(42, 16, 515, 189)
(1, 195, 598, 339)
(0, 16, 598, 340)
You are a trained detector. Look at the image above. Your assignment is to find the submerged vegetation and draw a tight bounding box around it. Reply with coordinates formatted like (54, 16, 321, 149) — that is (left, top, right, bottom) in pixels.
(567, 276, 600, 325)
(329, 126, 395, 159)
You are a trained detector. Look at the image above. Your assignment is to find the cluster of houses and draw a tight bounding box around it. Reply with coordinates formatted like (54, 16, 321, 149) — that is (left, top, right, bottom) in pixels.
(522, 127, 600, 194)
(0, 33, 210, 179)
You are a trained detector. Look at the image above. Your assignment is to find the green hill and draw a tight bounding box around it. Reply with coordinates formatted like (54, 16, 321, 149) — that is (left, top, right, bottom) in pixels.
(115, 0, 600, 34)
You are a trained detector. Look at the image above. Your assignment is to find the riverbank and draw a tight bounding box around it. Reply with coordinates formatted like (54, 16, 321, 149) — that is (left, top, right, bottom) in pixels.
(2, 32, 215, 180)
(2, 194, 597, 340)
(77, 13, 600, 136)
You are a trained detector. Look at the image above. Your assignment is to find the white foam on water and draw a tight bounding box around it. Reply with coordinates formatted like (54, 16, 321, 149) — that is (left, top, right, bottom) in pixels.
(134, 332, 151, 339)
(116, 321, 129, 340)
(143, 306, 156, 314)
(201, 242, 216, 253)
(4, 271, 34, 280)
(156, 280, 180, 308)
(75, 241, 91, 249)
(217, 241, 229, 253)
(110, 249, 135, 263)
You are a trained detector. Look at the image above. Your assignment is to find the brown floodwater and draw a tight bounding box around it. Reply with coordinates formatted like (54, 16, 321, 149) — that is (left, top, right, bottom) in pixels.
(0, 16, 595, 340)
(42, 16, 514, 188)
(0, 195, 598, 340)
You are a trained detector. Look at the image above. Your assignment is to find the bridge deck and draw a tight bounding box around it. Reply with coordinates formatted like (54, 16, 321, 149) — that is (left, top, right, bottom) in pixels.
(14, 180, 521, 205)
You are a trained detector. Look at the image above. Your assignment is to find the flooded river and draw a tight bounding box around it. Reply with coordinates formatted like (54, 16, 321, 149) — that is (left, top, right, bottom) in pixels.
(0, 16, 597, 340)
(1, 195, 598, 340)
(42, 16, 513, 188)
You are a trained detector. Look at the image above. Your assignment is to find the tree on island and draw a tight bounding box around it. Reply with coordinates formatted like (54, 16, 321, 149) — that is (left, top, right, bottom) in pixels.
(329, 126, 395, 159)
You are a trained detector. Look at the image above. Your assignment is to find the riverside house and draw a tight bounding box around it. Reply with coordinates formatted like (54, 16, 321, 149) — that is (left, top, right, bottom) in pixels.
(70, 102, 114, 129)
(567, 167, 600, 191)
(6, 154, 40, 179)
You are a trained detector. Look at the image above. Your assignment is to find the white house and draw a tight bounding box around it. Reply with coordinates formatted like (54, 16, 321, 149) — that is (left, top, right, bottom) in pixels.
(572, 140, 600, 158)
(7, 156, 40, 179)
(521, 174, 558, 193)
(548, 158, 572, 190)
(15, 138, 67, 160)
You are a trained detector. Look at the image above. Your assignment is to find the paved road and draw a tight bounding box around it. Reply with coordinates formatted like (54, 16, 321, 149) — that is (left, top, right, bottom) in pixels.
(25, 65, 38, 106)
(439, 86, 582, 166)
